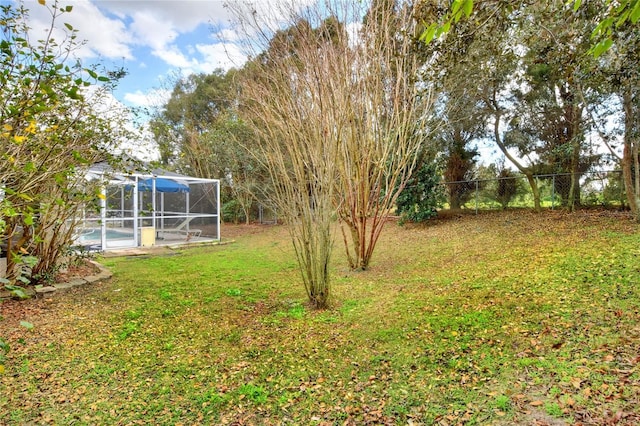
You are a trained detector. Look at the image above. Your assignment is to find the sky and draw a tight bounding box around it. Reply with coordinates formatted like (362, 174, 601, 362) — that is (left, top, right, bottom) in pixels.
(10, 0, 249, 109)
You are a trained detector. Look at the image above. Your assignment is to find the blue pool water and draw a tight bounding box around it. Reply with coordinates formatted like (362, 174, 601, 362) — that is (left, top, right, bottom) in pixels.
(77, 228, 133, 242)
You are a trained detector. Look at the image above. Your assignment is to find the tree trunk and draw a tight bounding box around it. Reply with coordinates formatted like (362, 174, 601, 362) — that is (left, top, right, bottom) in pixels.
(567, 95, 583, 212)
(622, 88, 640, 222)
(449, 187, 462, 210)
(3, 220, 19, 282)
(490, 107, 541, 211)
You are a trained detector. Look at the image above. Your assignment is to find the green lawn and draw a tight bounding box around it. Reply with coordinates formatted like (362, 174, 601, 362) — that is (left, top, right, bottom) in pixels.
(1, 210, 639, 425)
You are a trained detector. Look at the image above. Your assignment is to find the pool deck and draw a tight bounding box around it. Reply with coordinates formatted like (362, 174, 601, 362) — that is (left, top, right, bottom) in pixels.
(101, 236, 233, 257)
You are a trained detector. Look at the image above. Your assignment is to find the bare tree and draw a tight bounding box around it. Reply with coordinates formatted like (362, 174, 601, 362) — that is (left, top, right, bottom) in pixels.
(335, 0, 433, 270)
(230, 0, 432, 307)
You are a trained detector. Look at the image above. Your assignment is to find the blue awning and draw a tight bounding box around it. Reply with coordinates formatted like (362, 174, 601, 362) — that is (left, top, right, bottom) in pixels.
(138, 177, 189, 193)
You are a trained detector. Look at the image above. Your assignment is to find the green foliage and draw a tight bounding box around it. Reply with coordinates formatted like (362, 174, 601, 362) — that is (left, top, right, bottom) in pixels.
(0, 1, 129, 289)
(0, 338, 9, 373)
(420, 0, 474, 43)
(222, 200, 247, 224)
(494, 394, 512, 413)
(496, 169, 518, 208)
(19, 321, 33, 330)
(396, 159, 443, 223)
(237, 384, 269, 404)
(150, 70, 264, 224)
(544, 401, 564, 417)
(588, 0, 640, 56)
(423, 0, 639, 58)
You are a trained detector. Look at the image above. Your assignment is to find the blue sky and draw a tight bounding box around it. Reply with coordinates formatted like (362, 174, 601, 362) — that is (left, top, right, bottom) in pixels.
(12, 0, 248, 108)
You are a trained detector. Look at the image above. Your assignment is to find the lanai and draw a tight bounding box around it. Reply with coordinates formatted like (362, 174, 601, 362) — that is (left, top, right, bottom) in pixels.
(79, 163, 220, 251)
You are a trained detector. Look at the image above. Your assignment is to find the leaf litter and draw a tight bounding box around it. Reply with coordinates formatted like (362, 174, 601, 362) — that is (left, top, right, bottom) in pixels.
(1, 210, 639, 424)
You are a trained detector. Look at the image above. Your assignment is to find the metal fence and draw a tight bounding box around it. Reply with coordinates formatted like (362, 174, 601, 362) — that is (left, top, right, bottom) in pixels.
(440, 170, 626, 213)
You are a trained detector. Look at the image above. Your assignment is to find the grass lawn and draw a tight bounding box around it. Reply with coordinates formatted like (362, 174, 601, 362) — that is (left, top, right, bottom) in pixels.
(1, 210, 639, 425)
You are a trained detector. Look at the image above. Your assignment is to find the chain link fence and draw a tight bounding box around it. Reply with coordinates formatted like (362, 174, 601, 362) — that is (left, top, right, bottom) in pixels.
(441, 170, 627, 213)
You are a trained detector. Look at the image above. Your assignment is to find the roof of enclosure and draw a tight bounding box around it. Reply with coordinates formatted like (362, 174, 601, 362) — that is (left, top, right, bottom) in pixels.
(86, 161, 217, 186)
(137, 177, 189, 193)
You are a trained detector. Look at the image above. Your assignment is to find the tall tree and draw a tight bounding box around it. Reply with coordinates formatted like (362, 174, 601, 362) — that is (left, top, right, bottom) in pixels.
(335, 0, 432, 270)
(435, 90, 483, 209)
(596, 6, 640, 219)
(234, 15, 343, 308)
(150, 69, 263, 223)
(416, 0, 545, 210)
(422, 0, 617, 211)
(505, 1, 604, 209)
(414, 0, 486, 188)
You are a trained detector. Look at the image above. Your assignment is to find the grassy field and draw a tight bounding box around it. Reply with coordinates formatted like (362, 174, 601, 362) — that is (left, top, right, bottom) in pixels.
(1, 210, 639, 425)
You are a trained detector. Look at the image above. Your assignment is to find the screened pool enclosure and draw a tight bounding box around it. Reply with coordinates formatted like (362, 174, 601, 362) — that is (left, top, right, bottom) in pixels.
(78, 164, 220, 251)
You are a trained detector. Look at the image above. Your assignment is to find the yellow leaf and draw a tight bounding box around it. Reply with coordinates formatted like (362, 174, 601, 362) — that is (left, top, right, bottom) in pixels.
(38, 0, 46, 4)
(13, 135, 26, 143)
(26, 121, 37, 134)
(530, 400, 543, 406)
(0, 365, 5, 374)
(97, 193, 106, 200)
(2, 123, 12, 131)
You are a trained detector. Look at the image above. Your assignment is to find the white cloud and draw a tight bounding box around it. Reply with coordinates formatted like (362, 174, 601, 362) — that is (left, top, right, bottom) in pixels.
(217, 28, 242, 43)
(128, 10, 179, 51)
(23, 0, 134, 60)
(124, 88, 171, 109)
(153, 44, 194, 69)
(94, 0, 231, 32)
(81, 86, 159, 160)
(195, 42, 247, 71)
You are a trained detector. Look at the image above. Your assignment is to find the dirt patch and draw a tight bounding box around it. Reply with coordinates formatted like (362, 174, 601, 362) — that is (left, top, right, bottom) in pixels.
(54, 259, 101, 283)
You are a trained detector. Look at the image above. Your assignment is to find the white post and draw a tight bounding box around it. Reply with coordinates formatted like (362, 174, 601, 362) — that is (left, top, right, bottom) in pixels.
(152, 176, 157, 229)
(133, 176, 139, 247)
(100, 185, 107, 251)
(216, 181, 221, 240)
(186, 190, 190, 233)
(120, 186, 125, 227)
(161, 193, 165, 237)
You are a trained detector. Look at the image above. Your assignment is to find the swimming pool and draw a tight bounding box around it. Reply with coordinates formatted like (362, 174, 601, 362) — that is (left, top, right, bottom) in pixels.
(76, 228, 134, 243)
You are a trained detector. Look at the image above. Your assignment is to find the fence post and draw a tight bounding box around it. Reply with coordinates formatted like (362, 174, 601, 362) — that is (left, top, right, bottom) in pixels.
(475, 180, 479, 215)
(551, 175, 555, 210)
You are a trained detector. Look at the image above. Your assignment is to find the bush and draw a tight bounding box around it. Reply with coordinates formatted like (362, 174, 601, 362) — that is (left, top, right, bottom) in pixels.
(396, 160, 444, 223)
